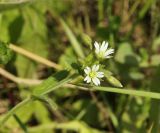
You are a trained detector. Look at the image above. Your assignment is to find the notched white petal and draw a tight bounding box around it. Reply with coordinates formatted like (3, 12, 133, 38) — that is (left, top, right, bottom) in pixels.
(97, 72, 104, 78)
(84, 67, 91, 74)
(100, 41, 106, 51)
(103, 42, 108, 50)
(95, 65, 99, 71)
(94, 41, 100, 53)
(92, 77, 100, 86)
(86, 77, 91, 83)
(92, 65, 99, 71)
(84, 76, 89, 81)
(105, 55, 112, 58)
(101, 41, 106, 48)
(84, 76, 91, 83)
(104, 49, 114, 57)
(92, 65, 96, 71)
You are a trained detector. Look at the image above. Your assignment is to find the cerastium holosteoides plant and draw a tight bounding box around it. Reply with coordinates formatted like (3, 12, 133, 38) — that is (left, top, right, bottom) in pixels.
(1, 37, 160, 129)
(1, 0, 160, 132)
(0, 39, 122, 125)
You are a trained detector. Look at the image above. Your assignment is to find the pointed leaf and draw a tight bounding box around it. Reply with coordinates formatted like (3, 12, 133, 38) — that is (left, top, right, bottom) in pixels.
(33, 70, 71, 96)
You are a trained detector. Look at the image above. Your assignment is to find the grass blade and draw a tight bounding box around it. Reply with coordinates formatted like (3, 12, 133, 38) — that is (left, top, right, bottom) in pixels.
(13, 114, 28, 133)
(149, 67, 160, 132)
(60, 18, 85, 59)
(98, 0, 104, 21)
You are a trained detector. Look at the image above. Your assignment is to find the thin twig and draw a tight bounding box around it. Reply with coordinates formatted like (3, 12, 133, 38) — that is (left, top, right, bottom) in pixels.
(0, 68, 89, 90)
(0, 67, 42, 86)
(9, 44, 62, 70)
(0, 68, 86, 88)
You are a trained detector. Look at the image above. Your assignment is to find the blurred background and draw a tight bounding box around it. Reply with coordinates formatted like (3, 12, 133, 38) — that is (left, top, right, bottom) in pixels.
(0, 0, 160, 132)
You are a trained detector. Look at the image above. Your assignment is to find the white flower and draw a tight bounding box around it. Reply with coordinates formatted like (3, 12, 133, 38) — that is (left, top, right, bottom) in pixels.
(84, 65, 104, 86)
(94, 41, 114, 59)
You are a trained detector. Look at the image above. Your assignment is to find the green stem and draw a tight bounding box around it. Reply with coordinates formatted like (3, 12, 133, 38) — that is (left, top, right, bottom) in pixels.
(13, 114, 28, 133)
(94, 87, 160, 100)
(0, 97, 32, 126)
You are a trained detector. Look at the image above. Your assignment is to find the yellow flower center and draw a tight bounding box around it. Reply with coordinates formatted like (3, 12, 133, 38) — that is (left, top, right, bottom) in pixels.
(89, 71, 96, 78)
(98, 51, 105, 58)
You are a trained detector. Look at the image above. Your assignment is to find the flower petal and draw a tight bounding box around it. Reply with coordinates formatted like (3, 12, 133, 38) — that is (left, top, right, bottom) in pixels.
(84, 76, 91, 83)
(97, 72, 104, 78)
(94, 41, 100, 53)
(105, 55, 112, 58)
(86, 77, 91, 83)
(100, 41, 108, 51)
(92, 65, 99, 71)
(84, 67, 91, 74)
(92, 77, 100, 86)
(103, 42, 108, 51)
(100, 41, 106, 51)
(104, 49, 114, 57)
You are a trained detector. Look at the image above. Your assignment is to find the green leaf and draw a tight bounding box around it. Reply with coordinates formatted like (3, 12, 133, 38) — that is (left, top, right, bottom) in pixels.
(0, 7, 20, 41)
(28, 121, 103, 133)
(0, 0, 32, 11)
(53, 121, 103, 133)
(13, 114, 28, 133)
(8, 14, 24, 43)
(33, 70, 71, 96)
(33, 101, 51, 124)
(129, 71, 144, 80)
(115, 43, 140, 65)
(0, 41, 13, 64)
(15, 5, 48, 78)
(60, 18, 85, 58)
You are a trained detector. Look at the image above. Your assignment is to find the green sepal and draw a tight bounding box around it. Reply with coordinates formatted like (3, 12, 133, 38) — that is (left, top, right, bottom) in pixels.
(105, 75, 123, 88)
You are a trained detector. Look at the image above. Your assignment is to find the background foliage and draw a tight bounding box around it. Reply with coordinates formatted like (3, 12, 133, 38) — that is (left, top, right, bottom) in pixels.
(0, 0, 160, 132)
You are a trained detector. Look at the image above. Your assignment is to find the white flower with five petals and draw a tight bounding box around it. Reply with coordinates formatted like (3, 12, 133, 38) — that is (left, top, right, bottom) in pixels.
(84, 65, 104, 86)
(94, 41, 114, 59)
